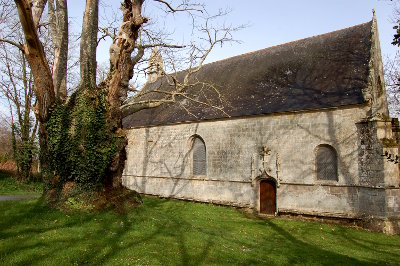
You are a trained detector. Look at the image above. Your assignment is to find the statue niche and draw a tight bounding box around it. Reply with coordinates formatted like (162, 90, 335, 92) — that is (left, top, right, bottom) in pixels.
(251, 145, 281, 186)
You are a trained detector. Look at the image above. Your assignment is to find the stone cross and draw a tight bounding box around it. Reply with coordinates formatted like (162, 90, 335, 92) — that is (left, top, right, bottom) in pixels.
(262, 145, 271, 169)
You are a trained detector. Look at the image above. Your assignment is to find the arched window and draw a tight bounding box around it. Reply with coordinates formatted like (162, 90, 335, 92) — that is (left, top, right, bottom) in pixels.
(316, 145, 338, 181)
(192, 136, 206, 176)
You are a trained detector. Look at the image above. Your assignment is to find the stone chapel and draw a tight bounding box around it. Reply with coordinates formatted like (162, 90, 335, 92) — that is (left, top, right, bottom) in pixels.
(122, 15, 400, 229)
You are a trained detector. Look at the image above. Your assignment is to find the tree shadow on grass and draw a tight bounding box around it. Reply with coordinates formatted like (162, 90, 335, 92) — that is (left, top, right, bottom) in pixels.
(1, 197, 400, 265)
(259, 219, 371, 265)
(0, 196, 215, 265)
(61, 196, 217, 265)
(0, 199, 101, 264)
(216, 207, 400, 265)
(326, 224, 400, 258)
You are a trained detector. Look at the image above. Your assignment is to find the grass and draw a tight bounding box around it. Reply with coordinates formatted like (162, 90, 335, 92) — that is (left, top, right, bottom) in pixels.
(1, 195, 400, 265)
(0, 171, 43, 195)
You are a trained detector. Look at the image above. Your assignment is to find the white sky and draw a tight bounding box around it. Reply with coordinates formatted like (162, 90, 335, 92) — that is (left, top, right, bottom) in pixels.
(0, 0, 399, 117)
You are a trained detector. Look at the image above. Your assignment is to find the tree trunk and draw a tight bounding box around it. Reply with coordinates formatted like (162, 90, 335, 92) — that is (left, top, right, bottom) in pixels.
(48, 0, 68, 102)
(15, 0, 55, 123)
(38, 123, 50, 179)
(107, 0, 147, 129)
(106, 0, 147, 187)
(30, 0, 47, 29)
(80, 0, 98, 89)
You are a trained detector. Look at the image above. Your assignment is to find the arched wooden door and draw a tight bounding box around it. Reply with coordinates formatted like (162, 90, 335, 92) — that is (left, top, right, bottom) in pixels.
(260, 180, 276, 214)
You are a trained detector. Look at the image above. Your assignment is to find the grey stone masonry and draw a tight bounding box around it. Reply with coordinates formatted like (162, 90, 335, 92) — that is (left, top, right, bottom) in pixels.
(123, 105, 399, 218)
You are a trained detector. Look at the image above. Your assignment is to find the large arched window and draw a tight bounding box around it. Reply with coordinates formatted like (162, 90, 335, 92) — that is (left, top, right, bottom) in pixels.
(192, 136, 206, 176)
(316, 145, 338, 181)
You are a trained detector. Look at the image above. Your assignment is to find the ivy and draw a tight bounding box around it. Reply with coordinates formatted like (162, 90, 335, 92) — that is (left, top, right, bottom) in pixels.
(11, 123, 37, 181)
(46, 89, 120, 191)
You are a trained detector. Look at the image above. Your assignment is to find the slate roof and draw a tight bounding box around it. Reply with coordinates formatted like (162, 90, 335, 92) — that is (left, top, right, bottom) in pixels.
(123, 21, 372, 128)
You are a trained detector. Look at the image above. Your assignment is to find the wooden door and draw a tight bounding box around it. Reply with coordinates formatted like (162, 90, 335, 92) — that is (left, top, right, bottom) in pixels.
(260, 180, 276, 214)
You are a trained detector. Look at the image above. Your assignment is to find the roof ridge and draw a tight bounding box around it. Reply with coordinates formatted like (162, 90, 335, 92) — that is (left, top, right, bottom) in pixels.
(201, 20, 373, 67)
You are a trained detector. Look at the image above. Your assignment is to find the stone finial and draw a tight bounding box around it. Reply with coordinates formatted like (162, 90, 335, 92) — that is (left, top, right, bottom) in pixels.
(262, 145, 271, 155)
(372, 9, 377, 24)
(147, 48, 164, 83)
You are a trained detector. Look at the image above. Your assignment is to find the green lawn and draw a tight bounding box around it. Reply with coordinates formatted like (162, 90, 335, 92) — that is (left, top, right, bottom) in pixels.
(1, 195, 400, 265)
(0, 171, 42, 195)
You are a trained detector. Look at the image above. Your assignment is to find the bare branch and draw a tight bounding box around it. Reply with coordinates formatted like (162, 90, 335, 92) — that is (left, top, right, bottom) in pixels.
(99, 27, 116, 41)
(138, 43, 185, 49)
(120, 7, 244, 119)
(121, 98, 174, 117)
(132, 46, 145, 66)
(384, 52, 400, 117)
(153, 0, 204, 13)
(0, 38, 24, 52)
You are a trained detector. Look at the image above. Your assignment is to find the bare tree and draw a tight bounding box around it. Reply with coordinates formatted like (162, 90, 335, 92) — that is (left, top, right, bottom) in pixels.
(0, 117, 12, 164)
(0, 36, 38, 180)
(384, 53, 400, 117)
(6, 0, 240, 201)
(0, 1, 42, 180)
(386, 0, 400, 117)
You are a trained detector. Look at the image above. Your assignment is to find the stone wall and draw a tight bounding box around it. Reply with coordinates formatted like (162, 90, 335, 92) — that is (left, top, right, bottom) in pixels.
(386, 188, 400, 217)
(122, 105, 400, 218)
(356, 119, 400, 217)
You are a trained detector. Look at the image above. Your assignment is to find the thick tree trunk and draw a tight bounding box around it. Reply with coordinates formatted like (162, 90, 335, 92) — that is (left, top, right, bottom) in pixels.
(106, 0, 147, 187)
(108, 0, 147, 128)
(48, 0, 68, 101)
(80, 0, 98, 89)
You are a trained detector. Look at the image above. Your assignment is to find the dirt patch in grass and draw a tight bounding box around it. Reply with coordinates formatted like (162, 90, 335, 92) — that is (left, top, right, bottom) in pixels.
(47, 184, 142, 214)
(91, 186, 142, 213)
